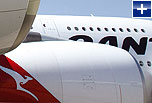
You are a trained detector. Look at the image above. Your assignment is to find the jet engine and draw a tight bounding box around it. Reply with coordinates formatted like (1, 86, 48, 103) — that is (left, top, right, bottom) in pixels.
(0, 41, 151, 103)
(0, 0, 40, 54)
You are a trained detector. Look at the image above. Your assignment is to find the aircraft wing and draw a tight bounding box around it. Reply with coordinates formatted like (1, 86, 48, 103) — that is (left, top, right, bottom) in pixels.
(23, 32, 66, 43)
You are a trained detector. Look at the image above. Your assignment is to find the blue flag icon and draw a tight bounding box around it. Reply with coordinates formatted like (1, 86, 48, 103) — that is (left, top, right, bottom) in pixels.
(133, 1, 151, 17)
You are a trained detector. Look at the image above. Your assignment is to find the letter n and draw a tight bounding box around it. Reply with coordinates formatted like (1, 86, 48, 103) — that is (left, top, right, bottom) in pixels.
(122, 37, 148, 55)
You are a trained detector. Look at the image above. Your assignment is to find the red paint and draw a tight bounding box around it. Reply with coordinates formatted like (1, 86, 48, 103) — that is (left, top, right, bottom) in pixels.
(0, 55, 61, 103)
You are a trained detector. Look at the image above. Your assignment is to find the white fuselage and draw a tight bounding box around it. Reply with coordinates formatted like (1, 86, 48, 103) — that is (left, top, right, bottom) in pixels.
(30, 15, 152, 71)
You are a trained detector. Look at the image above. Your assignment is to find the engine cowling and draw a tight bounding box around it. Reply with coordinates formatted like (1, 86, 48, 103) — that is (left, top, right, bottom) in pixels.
(1, 41, 151, 103)
(0, 0, 40, 54)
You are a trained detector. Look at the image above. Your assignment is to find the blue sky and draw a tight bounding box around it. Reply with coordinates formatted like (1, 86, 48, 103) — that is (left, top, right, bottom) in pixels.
(38, 0, 132, 17)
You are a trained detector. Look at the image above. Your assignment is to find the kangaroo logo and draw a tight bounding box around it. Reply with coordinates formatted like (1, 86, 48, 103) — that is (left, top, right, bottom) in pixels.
(0, 65, 39, 101)
(0, 55, 61, 103)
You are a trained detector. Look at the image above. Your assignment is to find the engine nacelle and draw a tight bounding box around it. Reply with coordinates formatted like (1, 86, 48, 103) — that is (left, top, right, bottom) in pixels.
(0, 0, 40, 54)
(0, 41, 151, 103)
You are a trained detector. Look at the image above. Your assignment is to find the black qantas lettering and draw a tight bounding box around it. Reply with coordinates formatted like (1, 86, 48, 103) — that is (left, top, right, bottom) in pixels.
(69, 35, 151, 55)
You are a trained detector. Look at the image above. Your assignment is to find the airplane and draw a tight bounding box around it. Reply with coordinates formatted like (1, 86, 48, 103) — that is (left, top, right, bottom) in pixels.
(25, 15, 152, 102)
(28, 15, 152, 74)
(29, 15, 152, 68)
(0, 0, 151, 103)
